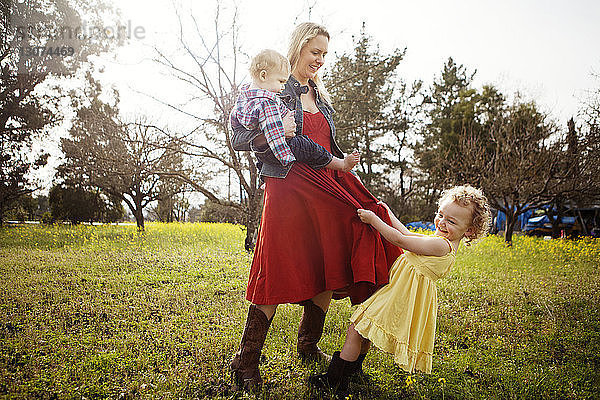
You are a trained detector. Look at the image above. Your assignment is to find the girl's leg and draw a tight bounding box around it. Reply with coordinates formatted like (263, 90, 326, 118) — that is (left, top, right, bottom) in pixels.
(297, 290, 333, 362)
(310, 322, 363, 393)
(340, 323, 363, 362)
(346, 331, 370, 375)
(231, 303, 278, 391)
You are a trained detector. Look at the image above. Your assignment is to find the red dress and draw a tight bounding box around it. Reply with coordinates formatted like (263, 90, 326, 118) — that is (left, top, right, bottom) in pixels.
(246, 111, 401, 305)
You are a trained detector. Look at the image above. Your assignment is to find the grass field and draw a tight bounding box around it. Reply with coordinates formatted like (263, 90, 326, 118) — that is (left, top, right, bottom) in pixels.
(1, 223, 599, 399)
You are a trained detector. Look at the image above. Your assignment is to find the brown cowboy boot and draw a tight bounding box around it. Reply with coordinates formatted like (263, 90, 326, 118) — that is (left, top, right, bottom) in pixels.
(230, 305, 272, 391)
(297, 300, 331, 362)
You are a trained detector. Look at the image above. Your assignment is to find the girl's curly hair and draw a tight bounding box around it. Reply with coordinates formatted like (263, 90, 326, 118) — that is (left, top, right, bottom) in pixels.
(438, 185, 492, 245)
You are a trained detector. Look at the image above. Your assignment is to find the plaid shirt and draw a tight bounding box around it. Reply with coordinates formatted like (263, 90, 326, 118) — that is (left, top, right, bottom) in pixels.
(230, 84, 295, 166)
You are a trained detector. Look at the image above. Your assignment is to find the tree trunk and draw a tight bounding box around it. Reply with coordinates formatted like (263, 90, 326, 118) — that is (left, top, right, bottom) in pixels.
(134, 206, 145, 230)
(577, 209, 590, 236)
(504, 211, 515, 246)
(122, 194, 146, 231)
(244, 215, 258, 251)
(243, 191, 263, 251)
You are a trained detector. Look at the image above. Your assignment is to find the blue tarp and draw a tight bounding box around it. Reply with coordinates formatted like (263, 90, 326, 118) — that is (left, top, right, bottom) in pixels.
(523, 215, 576, 231)
(406, 221, 435, 231)
(494, 208, 534, 231)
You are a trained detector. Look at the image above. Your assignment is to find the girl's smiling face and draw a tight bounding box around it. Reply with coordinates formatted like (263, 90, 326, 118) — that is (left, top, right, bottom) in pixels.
(292, 34, 328, 83)
(434, 199, 475, 242)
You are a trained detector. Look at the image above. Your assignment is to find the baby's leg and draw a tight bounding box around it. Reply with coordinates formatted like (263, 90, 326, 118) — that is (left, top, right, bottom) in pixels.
(327, 150, 360, 172)
(340, 323, 365, 362)
(252, 134, 328, 168)
(286, 135, 332, 168)
(287, 135, 359, 172)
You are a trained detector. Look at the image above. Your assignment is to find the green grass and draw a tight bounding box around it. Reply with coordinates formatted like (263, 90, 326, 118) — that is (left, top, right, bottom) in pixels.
(1, 223, 599, 399)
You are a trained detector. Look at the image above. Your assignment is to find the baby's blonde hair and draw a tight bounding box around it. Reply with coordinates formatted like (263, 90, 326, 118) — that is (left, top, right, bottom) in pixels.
(249, 49, 291, 80)
(438, 185, 492, 245)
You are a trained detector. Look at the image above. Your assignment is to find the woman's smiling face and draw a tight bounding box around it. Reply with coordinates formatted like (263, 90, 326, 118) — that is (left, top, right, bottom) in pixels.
(292, 34, 328, 83)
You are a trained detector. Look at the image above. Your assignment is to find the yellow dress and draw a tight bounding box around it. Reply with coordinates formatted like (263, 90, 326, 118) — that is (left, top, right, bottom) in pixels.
(350, 238, 455, 374)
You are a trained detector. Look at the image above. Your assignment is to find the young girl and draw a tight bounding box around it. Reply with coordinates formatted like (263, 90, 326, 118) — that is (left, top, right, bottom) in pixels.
(311, 185, 491, 394)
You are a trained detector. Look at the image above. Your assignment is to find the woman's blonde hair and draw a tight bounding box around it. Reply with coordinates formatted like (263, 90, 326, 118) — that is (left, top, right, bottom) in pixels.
(249, 49, 291, 80)
(438, 185, 492, 245)
(288, 22, 332, 104)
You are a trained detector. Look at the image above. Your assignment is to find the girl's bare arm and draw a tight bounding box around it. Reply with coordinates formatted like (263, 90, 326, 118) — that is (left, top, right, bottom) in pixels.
(377, 202, 426, 237)
(358, 209, 449, 256)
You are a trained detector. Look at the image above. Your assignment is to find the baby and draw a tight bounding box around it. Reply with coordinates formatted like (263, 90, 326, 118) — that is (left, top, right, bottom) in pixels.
(230, 49, 359, 173)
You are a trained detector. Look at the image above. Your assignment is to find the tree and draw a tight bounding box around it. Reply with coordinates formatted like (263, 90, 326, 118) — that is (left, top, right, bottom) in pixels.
(478, 82, 600, 240)
(198, 199, 244, 224)
(453, 95, 563, 244)
(412, 58, 478, 216)
(578, 77, 600, 205)
(535, 118, 588, 238)
(48, 183, 123, 223)
(378, 80, 424, 219)
(421, 72, 597, 243)
(411, 60, 566, 244)
(6, 194, 50, 221)
(149, 3, 263, 249)
(152, 190, 190, 223)
(4, 193, 35, 221)
(0, 0, 119, 225)
(326, 24, 407, 194)
(187, 206, 203, 223)
(152, 149, 190, 222)
(60, 74, 183, 230)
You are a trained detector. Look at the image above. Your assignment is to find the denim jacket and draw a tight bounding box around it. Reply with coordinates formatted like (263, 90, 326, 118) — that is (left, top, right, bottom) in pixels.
(231, 75, 344, 178)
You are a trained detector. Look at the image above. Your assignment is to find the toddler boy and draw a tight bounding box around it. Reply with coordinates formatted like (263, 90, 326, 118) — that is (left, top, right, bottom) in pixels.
(230, 49, 359, 173)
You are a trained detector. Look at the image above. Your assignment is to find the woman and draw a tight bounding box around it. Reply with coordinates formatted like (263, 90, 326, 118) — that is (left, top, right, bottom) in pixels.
(230, 22, 401, 391)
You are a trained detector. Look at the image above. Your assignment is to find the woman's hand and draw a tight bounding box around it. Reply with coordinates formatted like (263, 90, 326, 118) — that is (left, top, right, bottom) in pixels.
(282, 110, 296, 138)
(357, 209, 378, 224)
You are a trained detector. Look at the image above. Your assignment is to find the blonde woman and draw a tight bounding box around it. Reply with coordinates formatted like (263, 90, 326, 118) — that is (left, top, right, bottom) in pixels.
(230, 22, 401, 391)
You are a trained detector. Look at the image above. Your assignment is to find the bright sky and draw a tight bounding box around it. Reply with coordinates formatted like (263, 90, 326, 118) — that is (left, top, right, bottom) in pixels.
(100, 0, 600, 124)
(36, 0, 600, 196)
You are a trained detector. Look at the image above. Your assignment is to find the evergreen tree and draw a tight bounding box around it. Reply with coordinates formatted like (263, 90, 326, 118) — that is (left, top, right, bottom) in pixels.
(48, 184, 123, 224)
(412, 57, 477, 214)
(0, 0, 119, 225)
(325, 24, 406, 194)
(379, 80, 424, 219)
